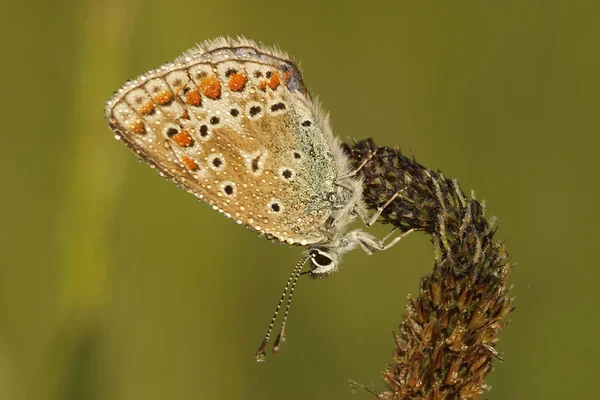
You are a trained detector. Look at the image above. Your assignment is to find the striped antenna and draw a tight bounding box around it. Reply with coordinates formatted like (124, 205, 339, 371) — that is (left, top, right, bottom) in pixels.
(272, 258, 304, 354)
(254, 254, 310, 362)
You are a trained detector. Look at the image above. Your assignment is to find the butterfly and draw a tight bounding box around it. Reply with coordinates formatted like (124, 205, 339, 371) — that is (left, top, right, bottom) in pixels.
(105, 37, 409, 360)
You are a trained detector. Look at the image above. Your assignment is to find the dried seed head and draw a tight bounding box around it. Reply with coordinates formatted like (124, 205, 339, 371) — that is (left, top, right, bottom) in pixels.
(344, 139, 514, 400)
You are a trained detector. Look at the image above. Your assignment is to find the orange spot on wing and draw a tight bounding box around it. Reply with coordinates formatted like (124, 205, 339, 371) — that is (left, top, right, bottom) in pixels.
(130, 119, 145, 134)
(181, 110, 190, 120)
(182, 156, 199, 171)
(228, 72, 247, 91)
(268, 71, 280, 90)
(172, 130, 194, 147)
(155, 90, 173, 105)
(199, 75, 221, 99)
(258, 80, 267, 91)
(186, 89, 201, 106)
(139, 101, 155, 115)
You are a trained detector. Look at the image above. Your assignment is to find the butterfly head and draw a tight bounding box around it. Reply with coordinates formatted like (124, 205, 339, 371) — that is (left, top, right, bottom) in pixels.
(307, 247, 338, 277)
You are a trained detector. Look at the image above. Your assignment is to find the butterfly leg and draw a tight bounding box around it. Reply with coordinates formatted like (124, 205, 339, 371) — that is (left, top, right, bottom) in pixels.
(337, 228, 416, 257)
(334, 181, 355, 192)
(355, 191, 400, 227)
(356, 228, 416, 255)
(336, 154, 373, 180)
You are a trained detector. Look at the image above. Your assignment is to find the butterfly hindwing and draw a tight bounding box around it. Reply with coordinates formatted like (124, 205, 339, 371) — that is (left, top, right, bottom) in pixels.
(105, 38, 341, 245)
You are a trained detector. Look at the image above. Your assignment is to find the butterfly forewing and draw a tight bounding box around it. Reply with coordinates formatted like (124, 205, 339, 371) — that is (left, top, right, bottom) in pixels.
(105, 39, 339, 245)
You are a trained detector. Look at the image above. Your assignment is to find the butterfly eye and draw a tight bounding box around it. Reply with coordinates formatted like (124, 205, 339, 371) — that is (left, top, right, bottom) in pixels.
(310, 250, 333, 267)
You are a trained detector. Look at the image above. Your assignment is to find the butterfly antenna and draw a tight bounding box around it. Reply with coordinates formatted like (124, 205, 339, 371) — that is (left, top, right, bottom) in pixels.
(272, 257, 305, 354)
(254, 254, 310, 362)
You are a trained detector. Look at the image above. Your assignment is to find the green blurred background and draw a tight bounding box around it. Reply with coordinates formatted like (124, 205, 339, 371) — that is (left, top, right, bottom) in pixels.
(2, 1, 599, 399)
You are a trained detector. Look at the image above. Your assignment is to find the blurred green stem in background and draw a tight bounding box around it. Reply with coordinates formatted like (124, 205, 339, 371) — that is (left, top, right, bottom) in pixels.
(53, 1, 138, 399)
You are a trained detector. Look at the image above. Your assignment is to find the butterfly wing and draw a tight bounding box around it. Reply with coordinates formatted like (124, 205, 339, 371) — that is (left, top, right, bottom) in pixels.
(105, 38, 342, 245)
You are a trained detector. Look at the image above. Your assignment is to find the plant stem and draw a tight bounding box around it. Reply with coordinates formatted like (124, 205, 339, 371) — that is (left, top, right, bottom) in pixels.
(344, 139, 514, 400)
